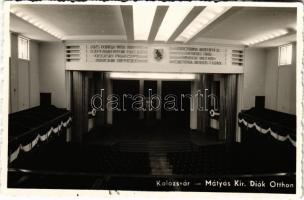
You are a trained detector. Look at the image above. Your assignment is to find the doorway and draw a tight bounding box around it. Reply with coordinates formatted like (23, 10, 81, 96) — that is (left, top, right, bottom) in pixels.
(112, 80, 139, 125)
(161, 81, 191, 131)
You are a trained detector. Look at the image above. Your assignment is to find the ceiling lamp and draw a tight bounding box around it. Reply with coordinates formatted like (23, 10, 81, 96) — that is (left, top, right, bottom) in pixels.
(108, 72, 197, 80)
(133, 4, 157, 41)
(175, 6, 231, 43)
(244, 29, 289, 46)
(155, 5, 193, 41)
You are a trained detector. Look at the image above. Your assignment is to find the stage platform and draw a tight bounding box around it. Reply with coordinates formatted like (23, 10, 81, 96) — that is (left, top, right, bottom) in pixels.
(84, 119, 223, 148)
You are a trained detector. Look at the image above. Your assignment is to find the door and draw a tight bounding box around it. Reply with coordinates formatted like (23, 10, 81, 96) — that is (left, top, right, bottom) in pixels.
(9, 58, 19, 113)
(161, 81, 191, 130)
(18, 60, 30, 111)
(112, 80, 140, 125)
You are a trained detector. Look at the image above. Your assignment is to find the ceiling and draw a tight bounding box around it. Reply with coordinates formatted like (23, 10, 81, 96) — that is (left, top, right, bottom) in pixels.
(10, 14, 60, 42)
(9, 4, 297, 48)
(194, 7, 296, 41)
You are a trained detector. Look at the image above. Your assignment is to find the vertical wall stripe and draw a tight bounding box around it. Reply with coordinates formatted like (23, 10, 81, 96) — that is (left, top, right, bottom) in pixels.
(106, 74, 113, 125)
(199, 74, 211, 133)
(139, 79, 144, 119)
(219, 75, 226, 140)
(190, 77, 199, 130)
(225, 74, 237, 143)
(71, 71, 89, 143)
(156, 80, 162, 120)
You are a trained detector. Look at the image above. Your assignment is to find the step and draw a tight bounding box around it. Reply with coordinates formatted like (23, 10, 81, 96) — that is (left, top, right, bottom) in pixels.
(113, 141, 198, 152)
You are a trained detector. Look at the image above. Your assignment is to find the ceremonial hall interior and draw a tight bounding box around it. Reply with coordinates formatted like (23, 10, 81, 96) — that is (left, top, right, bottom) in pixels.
(7, 3, 297, 192)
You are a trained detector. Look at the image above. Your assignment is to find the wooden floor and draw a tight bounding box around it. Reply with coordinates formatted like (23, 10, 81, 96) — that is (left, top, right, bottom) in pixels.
(84, 119, 224, 148)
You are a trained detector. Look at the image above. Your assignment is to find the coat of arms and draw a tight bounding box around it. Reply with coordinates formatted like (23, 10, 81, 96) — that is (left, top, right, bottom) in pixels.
(153, 48, 164, 61)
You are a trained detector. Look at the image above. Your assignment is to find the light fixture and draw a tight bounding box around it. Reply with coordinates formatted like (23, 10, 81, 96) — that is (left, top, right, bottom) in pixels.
(133, 4, 157, 40)
(108, 72, 197, 80)
(155, 5, 193, 41)
(175, 6, 231, 42)
(10, 8, 63, 40)
(244, 29, 289, 46)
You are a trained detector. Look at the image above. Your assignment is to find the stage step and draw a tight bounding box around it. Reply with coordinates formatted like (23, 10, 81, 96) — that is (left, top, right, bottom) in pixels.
(149, 153, 172, 175)
(113, 141, 198, 152)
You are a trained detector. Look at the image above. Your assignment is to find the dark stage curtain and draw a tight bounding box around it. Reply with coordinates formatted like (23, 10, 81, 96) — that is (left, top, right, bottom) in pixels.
(91, 72, 107, 127)
(219, 74, 237, 142)
(225, 74, 237, 143)
(71, 71, 89, 143)
(198, 74, 212, 133)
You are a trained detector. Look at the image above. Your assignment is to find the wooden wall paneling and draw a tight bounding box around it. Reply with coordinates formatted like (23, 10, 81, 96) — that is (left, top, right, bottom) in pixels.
(156, 80, 162, 120)
(190, 79, 198, 130)
(105, 73, 113, 125)
(236, 74, 244, 142)
(197, 75, 203, 130)
(65, 71, 72, 110)
(219, 75, 226, 140)
(83, 72, 89, 135)
(101, 72, 108, 125)
(71, 71, 89, 143)
(87, 72, 95, 131)
(93, 72, 105, 127)
(72, 71, 82, 143)
(200, 74, 212, 133)
(225, 74, 237, 143)
(65, 71, 72, 142)
(139, 79, 144, 120)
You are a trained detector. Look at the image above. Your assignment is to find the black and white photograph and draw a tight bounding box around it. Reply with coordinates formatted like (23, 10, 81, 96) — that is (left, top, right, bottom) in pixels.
(0, 1, 302, 198)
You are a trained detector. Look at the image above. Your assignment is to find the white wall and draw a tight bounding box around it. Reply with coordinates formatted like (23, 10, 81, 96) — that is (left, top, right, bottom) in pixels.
(243, 48, 267, 110)
(10, 33, 19, 113)
(242, 44, 296, 115)
(39, 42, 67, 108)
(264, 47, 279, 110)
(265, 43, 296, 114)
(9, 33, 40, 113)
(29, 41, 40, 107)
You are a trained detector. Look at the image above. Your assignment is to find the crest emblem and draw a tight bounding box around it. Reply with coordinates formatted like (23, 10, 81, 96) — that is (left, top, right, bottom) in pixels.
(153, 49, 164, 61)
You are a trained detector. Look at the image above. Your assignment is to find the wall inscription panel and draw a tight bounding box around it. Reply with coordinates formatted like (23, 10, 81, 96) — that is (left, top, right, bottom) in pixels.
(87, 44, 148, 63)
(169, 47, 226, 65)
(66, 42, 243, 74)
(86, 44, 226, 65)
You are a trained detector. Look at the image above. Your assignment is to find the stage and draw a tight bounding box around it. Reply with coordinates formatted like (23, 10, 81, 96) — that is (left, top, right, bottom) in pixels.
(84, 119, 223, 149)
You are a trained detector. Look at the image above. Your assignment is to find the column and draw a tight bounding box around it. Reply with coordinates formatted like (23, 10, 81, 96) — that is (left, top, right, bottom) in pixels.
(139, 79, 144, 120)
(236, 74, 243, 142)
(65, 71, 72, 142)
(71, 71, 89, 143)
(225, 74, 237, 143)
(218, 74, 237, 142)
(94, 72, 106, 127)
(219, 75, 226, 140)
(106, 74, 113, 125)
(156, 80, 162, 120)
(190, 76, 199, 130)
(199, 74, 211, 133)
